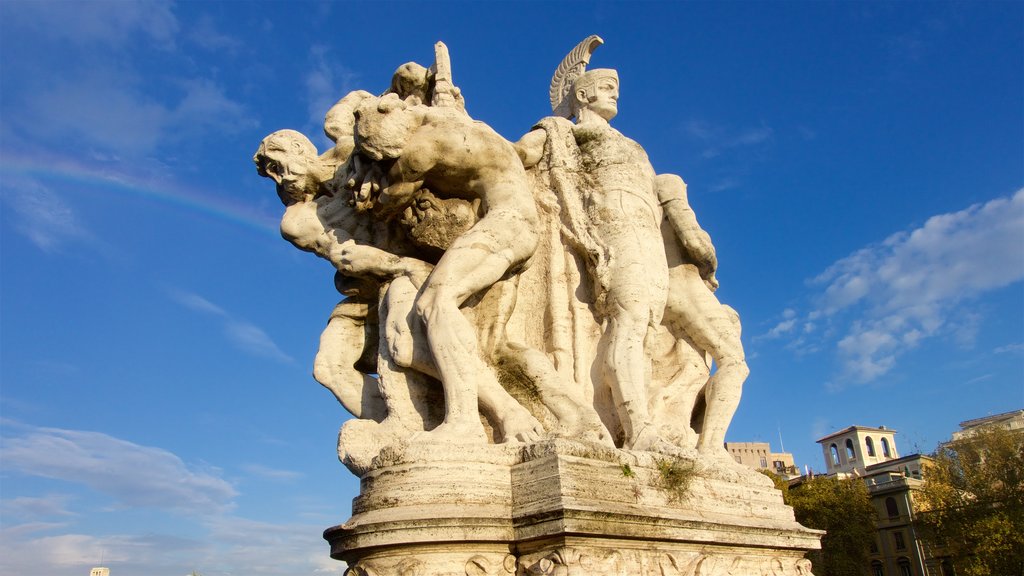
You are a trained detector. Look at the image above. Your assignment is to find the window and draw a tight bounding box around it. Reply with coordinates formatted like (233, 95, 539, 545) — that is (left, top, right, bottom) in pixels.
(846, 438, 857, 460)
(871, 561, 885, 576)
(882, 438, 892, 457)
(830, 444, 841, 466)
(773, 460, 785, 471)
(894, 531, 906, 550)
(940, 560, 956, 576)
(760, 456, 767, 468)
(866, 436, 876, 457)
(870, 539, 879, 553)
(897, 558, 912, 576)
(886, 497, 899, 518)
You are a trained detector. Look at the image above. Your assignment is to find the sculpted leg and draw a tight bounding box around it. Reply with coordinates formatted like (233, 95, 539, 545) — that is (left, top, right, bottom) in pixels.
(604, 301, 658, 450)
(665, 266, 749, 460)
(386, 275, 544, 443)
(313, 300, 387, 422)
(413, 223, 540, 443)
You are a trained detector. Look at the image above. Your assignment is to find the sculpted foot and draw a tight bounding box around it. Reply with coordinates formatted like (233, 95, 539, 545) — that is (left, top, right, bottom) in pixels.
(554, 413, 614, 447)
(498, 410, 545, 443)
(413, 420, 488, 444)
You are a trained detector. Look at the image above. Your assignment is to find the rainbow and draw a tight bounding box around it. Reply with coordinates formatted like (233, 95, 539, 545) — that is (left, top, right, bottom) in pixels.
(0, 149, 280, 236)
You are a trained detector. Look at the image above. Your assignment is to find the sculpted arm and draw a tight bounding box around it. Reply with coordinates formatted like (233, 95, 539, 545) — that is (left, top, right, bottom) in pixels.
(514, 128, 547, 168)
(656, 174, 719, 290)
(375, 135, 437, 213)
(280, 198, 432, 285)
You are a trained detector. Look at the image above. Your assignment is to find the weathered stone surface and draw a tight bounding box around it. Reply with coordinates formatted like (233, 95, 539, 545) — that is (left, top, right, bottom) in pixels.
(326, 440, 821, 574)
(254, 37, 821, 574)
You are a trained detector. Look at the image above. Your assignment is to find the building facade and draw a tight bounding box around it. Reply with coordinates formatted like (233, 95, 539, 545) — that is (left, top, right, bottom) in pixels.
(816, 425, 900, 475)
(725, 441, 799, 479)
(814, 426, 939, 576)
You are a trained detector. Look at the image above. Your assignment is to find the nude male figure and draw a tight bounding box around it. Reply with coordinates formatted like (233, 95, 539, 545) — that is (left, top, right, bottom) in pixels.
(346, 93, 542, 443)
(255, 125, 543, 443)
(657, 173, 749, 461)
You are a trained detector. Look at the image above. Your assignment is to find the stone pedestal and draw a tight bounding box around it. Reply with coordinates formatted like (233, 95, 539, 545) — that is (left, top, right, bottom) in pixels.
(325, 440, 821, 575)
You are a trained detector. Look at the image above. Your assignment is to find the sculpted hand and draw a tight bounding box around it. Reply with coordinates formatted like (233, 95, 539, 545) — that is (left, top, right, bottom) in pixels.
(342, 155, 384, 211)
(336, 241, 401, 279)
(686, 230, 719, 289)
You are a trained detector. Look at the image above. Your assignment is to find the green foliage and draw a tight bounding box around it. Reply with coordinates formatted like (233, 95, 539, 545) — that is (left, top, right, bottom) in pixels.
(915, 426, 1024, 576)
(621, 463, 635, 478)
(656, 458, 697, 502)
(785, 476, 876, 576)
(759, 469, 790, 500)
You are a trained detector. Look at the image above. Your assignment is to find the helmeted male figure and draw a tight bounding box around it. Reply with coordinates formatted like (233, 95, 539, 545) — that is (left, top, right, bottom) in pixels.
(517, 37, 749, 458)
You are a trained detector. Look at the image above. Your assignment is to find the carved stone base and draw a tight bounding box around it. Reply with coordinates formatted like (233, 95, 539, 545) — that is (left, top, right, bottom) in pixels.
(325, 440, 822, 575)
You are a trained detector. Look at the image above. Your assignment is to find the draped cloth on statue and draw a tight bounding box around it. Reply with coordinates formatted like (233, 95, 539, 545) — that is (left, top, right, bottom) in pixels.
(483, 116, 711, 446)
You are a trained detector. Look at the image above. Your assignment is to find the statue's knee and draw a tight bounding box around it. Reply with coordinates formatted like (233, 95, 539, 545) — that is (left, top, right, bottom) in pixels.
(387, 332, 413, 368)
(413, 292, 435, 323)
(312, 353, 332, 385)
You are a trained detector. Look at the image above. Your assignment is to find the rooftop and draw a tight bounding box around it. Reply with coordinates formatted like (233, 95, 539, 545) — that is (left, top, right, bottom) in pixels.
(815, 425, 897, 443)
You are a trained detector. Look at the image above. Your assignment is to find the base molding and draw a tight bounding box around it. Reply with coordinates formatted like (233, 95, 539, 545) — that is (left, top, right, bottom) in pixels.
(325, 440, 821, 575)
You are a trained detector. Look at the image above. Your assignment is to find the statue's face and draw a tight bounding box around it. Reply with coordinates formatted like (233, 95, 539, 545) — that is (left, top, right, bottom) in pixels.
(584, 76, 618, 121)
(262, 148, 318, 204)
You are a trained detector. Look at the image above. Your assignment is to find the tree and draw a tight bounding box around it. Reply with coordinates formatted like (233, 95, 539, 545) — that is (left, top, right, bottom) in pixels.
(785, 475, 876, 576)
(915, 425, 1024, 576)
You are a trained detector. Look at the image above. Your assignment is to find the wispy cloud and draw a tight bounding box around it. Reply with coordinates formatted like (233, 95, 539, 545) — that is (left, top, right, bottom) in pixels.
(4, 0, 179, 49)
(995, 343, 1024, 355)
(0, 424, 237, 514)
(188, 13, 243, 53)
(1, 178, 93, 252)
(305, 45, 360, 142)
(1, 495, 76, 521)
(763, 189, 1024, 385)
(167, 288, 293, 362)
(3, 2, 251, 159)
(241, 464, 304, 481)
(0, 423, 340, 575)
(684, 120, 774, 160)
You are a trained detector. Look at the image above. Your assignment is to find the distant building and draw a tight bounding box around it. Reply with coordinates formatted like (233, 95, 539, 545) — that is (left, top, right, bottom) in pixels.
(815, 425, 900, 475)
(725, 441, 800, 479)
(90, 568, 110, 576)
(950, 408, 1024, 441)
(814, 426, 937, 576)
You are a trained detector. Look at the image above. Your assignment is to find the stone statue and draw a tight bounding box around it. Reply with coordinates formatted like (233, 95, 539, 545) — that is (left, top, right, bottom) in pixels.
(253, 38, 820, 575)
(253, 36, 751, 464)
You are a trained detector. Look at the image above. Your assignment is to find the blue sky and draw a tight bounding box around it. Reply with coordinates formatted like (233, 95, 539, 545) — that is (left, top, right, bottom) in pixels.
(1, 2, 1021, 574)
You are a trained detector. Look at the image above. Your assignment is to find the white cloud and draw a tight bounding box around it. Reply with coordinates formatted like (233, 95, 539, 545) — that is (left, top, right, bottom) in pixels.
(187, 13, 243, 53)
(0, 517, 344, 576)
(18, 67, 252, 157)
(0, 529, 207, 575)
(995, 343, 1024, 355)
(684, 120, 773, 160)
(3, 3, 251, 159)
(306, 45, 360, 141)
(772, 189, 1024, 384)
(0, 425, 237, 514)
(0, 424, 337, 576)
(168, 288, 293, 362)
(1, 495, 76, 520)
(4, 0, 179, 49)
(241, 464, 304, 481)
(1, 178, 93, 252)
(167, 288, 228, 316)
